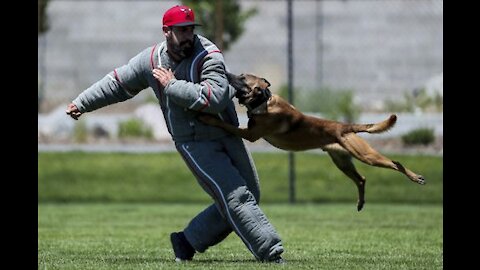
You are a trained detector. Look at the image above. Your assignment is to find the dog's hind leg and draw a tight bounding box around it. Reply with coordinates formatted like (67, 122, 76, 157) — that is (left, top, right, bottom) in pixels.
(339, 133, 426, 185)
(327, 149, 367, 211)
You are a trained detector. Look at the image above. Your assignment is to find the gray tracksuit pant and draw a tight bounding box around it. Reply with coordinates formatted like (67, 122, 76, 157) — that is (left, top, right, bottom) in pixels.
(176, 135, 284, 261)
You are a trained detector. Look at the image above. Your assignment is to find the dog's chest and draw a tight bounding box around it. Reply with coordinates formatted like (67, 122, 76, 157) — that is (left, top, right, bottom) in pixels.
(277, 120, 290, 134)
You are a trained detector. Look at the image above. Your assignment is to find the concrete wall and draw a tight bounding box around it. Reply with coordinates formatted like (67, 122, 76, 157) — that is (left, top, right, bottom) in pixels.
(38, 0, 442, 112)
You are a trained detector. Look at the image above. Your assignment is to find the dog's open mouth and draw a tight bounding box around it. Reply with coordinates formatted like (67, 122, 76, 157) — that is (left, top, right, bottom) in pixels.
(227, 73, 271, 108)
(226, 72, 251, 104)
(236, 90, 251, 104)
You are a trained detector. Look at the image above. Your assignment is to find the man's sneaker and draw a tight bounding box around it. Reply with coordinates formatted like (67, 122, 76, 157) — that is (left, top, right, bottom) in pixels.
(170, 232, 195, 262)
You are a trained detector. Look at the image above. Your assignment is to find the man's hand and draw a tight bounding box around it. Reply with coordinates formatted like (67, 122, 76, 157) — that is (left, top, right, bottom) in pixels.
(66, 103, 82, 120)
(152, 67, 175, 88)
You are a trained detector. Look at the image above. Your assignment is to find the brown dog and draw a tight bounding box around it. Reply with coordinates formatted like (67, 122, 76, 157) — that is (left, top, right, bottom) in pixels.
(199, 72, 425, 211)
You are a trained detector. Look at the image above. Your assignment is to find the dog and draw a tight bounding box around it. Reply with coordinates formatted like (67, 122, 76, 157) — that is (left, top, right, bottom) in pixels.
(199, 72, 426, 211)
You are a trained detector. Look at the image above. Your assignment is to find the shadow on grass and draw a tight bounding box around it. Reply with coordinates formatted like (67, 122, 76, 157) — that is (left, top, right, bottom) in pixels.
(97, 255, 301, 264)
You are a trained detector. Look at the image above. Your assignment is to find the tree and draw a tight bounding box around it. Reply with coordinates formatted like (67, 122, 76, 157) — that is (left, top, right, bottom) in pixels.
(181, 0, 257, 51)
(38, 0, 50, 112)
(38, 0, 50, 35)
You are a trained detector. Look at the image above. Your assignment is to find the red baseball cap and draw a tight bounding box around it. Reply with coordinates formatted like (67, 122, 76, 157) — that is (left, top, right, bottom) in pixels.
(163, 5, 201, 27)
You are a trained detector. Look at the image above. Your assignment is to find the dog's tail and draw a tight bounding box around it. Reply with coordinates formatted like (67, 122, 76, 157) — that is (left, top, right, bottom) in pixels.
(344, 114, 397, 134)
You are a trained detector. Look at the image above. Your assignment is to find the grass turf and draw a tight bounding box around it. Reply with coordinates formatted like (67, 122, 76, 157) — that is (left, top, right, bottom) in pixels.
(38, 202, 442, 269)
(38, 152, 443, 204)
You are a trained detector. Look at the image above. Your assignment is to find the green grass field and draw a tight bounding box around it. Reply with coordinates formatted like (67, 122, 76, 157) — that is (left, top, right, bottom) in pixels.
(38, 202, 442, 270)
(38, 152, 443, 204)
(38, 152, 443, 269)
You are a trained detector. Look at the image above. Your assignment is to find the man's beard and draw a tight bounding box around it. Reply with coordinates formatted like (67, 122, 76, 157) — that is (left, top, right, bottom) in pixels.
(172, 40, 194, 59)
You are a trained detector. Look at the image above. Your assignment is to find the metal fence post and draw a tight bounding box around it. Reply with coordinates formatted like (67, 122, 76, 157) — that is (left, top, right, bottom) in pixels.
(287, 0, 296, 204)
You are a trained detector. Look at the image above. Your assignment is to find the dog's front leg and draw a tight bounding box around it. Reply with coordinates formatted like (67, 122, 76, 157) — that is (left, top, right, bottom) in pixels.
(198, 114, 264, 142)
(221, 125, 264, 142)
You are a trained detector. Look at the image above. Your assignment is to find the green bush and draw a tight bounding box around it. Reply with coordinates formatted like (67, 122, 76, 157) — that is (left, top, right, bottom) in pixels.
(117, 118, 153, 139)
(401, 128, 435, 146)
(384, 92, 415, 112)
(73, 121, 88, 143)
(384, 88, 443, 113)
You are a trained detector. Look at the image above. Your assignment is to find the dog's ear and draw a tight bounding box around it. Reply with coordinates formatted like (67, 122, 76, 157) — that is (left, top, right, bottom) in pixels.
(262, 78, 271, 88)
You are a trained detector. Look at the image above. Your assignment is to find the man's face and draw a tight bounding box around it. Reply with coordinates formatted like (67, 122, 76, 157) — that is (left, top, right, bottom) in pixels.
(164, 25, 195, 59)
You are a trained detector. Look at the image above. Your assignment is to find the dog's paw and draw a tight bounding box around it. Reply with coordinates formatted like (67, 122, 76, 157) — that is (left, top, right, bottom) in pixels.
(416, 175, 426, 185)
(357, 200, 365, 211)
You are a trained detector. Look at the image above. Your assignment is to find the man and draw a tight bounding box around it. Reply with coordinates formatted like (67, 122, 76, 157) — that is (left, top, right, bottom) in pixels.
(66, 5, 284, 263)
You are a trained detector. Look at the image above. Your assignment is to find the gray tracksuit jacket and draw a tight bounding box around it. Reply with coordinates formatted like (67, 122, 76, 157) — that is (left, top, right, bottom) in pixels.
(72, 34, 238, 142)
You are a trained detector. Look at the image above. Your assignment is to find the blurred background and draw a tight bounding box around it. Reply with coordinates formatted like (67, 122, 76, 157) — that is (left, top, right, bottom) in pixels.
(38, 0, 443, 154)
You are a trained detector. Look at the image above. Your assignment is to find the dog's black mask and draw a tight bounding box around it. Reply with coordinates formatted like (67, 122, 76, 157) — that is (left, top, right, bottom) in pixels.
(226, 72, 271, 105)
(227, 72, 249, 103)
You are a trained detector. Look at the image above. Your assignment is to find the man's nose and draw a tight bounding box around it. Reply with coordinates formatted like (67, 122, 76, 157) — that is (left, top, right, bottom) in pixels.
(181, 36, 193, 44)
(182, 29, 194, 38)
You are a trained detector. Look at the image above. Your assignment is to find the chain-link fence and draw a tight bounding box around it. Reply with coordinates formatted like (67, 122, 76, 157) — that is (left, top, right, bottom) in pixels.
(38, 0, 442, 114)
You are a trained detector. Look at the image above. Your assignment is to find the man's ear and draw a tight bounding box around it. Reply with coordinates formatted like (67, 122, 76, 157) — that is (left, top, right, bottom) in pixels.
(162, 26, 170, 35)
